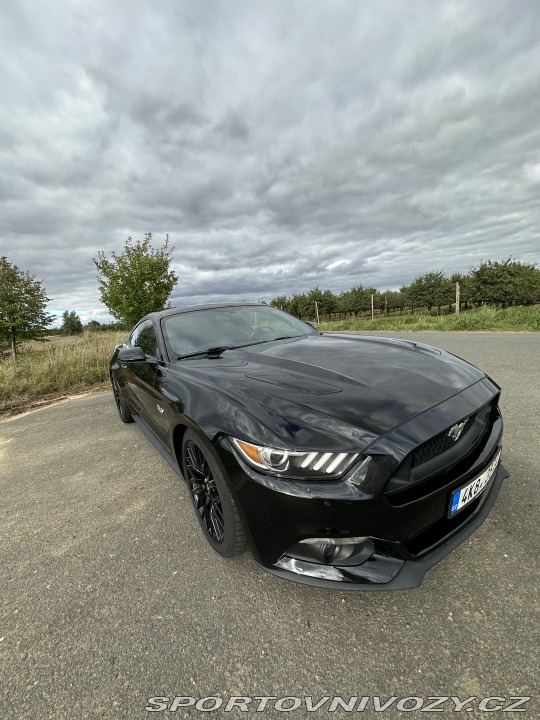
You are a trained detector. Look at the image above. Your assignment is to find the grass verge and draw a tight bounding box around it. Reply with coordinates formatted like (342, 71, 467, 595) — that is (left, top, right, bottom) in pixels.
(318, 305, 540, 333)
(0, 331, 126, 416)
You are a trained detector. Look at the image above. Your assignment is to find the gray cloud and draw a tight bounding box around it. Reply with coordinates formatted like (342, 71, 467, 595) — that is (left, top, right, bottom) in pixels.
(0, 0, 539, 325)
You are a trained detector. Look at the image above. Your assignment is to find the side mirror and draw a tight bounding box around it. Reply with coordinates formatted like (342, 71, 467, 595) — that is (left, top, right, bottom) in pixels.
(305, 321, 317, 329)
(118, 346, 147, 363)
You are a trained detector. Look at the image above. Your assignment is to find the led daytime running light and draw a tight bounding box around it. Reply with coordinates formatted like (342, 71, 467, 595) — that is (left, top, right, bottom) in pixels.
(231, 438, 359, 477)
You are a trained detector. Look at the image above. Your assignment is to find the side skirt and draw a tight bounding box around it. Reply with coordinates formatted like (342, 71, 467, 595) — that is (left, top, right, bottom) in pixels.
(132, 413, 184, 479)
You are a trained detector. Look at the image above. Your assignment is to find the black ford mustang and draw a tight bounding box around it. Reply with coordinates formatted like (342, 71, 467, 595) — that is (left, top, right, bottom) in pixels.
(109, 303, 508, 590)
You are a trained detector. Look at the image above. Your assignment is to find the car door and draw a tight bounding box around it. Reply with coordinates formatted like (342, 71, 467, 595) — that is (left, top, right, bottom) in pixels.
(124, 319, 165, 439)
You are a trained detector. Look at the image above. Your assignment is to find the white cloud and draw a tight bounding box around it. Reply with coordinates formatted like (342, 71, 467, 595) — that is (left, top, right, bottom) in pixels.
(523, 163, 540, 183)
(326, 260, 352, 271)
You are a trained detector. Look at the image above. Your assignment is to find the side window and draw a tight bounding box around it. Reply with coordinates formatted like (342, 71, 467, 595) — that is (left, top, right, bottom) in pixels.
(130, 320, 159, 358)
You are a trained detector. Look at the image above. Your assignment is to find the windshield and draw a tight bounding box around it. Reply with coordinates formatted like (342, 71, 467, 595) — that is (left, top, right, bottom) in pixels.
(162, 305, 316, 359)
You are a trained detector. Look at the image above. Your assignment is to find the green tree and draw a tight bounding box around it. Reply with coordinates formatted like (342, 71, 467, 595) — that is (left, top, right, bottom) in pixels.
(61, 310, 83, 335)
(407, 271, 453, 313)
(337, 285, 370, 316)
(384, 290, 407, 314)
(270, 295, 290, 312)
(287, 293, 305, 319)
(400, 284, 414, 312)
(305, 287, 337, 320)
(93, 233, 178, 328)
(85, 320, 101, 331)
(469, 259, 540, 307)
(0, 258, 53, 357)
(280, 288, 338, 320)
(0, 256, 54, 360)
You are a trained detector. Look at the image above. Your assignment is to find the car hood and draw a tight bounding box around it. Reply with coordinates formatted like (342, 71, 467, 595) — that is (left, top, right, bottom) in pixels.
(170, 334, 487, 451)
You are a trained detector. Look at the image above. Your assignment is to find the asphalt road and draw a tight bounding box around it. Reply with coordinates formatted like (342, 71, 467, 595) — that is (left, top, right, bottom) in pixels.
(1, 332, 538, 719)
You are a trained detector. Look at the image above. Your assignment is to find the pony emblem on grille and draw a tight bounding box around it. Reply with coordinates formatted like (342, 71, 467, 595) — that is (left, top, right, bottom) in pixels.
(447, 419, 468, 442)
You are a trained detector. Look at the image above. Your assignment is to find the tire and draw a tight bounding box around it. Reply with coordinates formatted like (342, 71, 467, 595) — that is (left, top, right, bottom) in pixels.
(111, 376, 134, 424)
(182, 429, 246, 557)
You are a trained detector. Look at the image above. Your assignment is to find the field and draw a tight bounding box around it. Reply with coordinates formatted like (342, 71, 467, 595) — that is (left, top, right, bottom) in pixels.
(0, 331, 126, 414)
(318, 305, 540, 332)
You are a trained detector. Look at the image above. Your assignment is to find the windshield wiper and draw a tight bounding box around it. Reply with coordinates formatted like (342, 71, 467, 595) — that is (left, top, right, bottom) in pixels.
(177, 335, 306, 359)
(271, 335, 306, 341)
(177, 346, 230, 360)
(243, 334, 306, 347)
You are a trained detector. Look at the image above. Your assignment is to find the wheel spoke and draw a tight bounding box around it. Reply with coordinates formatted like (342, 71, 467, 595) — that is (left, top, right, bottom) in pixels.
(212, 501, 224, 526)
(186, 445, 206, 478)
(209, 503, 224, 541)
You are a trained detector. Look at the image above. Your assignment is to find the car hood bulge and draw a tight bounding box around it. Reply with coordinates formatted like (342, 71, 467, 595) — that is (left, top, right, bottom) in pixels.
(172, 334, 486, 451)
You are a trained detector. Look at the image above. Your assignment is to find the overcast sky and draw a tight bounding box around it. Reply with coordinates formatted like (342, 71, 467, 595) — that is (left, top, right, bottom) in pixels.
(1, 0, 539, 325)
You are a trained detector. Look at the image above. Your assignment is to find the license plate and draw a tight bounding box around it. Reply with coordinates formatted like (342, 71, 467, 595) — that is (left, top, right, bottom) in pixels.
(449, 450, 501, 517)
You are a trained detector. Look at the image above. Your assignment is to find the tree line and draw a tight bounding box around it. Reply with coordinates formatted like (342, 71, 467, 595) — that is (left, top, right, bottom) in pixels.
(270, 260, 540, 320)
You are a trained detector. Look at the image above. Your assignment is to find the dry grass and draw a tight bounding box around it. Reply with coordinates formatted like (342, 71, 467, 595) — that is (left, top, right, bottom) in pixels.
(0, 331, 126, 413)
(21, 334, 89, 351)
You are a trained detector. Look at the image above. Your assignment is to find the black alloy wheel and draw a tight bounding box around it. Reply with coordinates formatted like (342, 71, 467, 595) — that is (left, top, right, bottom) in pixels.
(112, 377, 133, 423)
(182, 430, 246, 557)
(185, 440, 224, 542)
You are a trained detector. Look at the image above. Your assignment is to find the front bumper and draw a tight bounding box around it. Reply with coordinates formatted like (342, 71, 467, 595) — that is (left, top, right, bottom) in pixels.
(262, 462, 508, 590)
(216, 385, 508, 590)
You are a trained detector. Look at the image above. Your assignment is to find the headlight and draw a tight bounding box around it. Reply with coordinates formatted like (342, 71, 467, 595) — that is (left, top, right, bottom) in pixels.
(230, 437, 360, 478)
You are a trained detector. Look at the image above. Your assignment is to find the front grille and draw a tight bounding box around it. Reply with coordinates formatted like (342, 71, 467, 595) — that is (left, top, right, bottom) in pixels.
(384, 398, 499, 506)
(412, 415, 475, 467)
